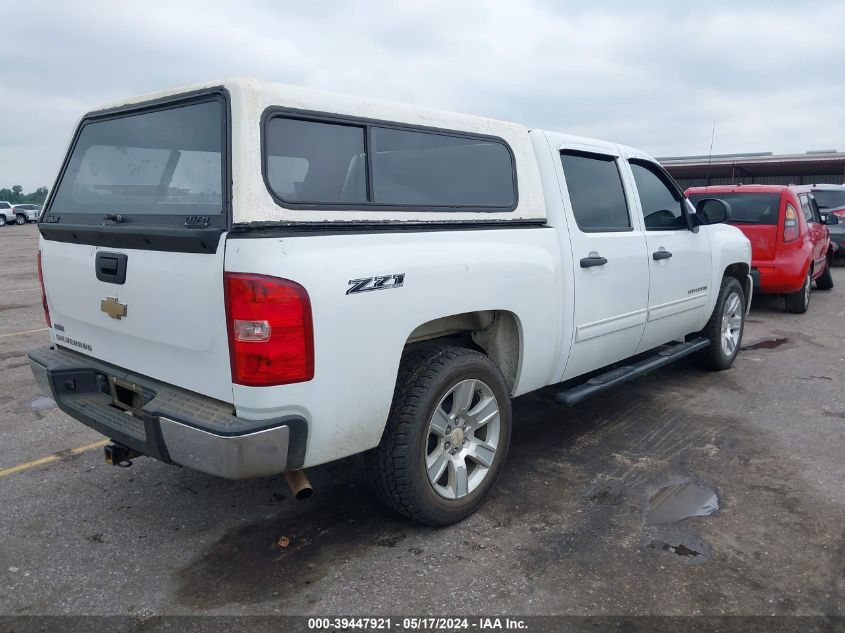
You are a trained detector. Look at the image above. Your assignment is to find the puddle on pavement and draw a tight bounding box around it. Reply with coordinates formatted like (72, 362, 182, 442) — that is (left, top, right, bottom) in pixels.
(740, 337, 788, 351)
(30, 396, 57, 410)
(645, 480, 719, 525)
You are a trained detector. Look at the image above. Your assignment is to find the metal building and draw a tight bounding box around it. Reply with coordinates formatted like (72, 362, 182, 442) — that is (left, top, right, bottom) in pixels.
(659, 150, 845, 189)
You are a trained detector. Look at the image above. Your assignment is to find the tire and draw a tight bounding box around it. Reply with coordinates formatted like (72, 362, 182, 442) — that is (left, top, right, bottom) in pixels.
(368, 344, 512, 526)
(15, 214, 26, 225)
(784, 269, 812, 313)
(0, 216, 6, 227)
(815, 257, 834, 291)
(690, 276, 746, 371)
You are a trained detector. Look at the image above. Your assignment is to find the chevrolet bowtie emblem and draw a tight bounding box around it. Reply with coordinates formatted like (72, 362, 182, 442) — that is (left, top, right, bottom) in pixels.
(100, 297, 127, 320)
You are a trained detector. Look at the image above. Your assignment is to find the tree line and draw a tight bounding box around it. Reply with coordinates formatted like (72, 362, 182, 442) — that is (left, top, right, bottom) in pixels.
(0, 185, 49, 204)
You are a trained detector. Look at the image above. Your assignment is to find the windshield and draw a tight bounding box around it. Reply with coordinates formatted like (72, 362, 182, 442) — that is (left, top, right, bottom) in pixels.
(49, 98, 224, 217)
(688, 192, 780, 225)
(811, 189, 845, 210)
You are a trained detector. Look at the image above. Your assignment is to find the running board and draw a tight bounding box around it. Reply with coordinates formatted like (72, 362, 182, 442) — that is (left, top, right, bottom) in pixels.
(555, 337, 711, 407)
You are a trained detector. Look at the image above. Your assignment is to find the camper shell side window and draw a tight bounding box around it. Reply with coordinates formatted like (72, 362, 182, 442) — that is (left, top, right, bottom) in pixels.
(261, 109, 518, 213)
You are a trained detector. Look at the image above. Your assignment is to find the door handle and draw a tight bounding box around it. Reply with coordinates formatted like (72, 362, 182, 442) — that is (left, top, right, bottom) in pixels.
(95, 251, 128, 284)
(580, 255, 608, 268)
(652, 250, 673, 260)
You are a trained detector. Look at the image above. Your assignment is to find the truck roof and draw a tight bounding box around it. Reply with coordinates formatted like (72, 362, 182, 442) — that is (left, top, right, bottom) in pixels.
(89, 76, 627, 153)
(72, 78, 657, 225)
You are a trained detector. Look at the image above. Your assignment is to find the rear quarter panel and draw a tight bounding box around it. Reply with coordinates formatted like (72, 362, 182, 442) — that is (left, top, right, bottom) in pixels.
(224, 227, 562, 468)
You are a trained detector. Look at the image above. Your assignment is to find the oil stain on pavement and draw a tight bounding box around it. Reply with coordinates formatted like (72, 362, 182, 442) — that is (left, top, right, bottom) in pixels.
(741, 337, 788, 351)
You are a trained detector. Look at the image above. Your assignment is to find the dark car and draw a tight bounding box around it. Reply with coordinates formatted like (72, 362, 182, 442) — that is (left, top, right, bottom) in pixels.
(808, 184, 845, 221)
(824, 212, 845, 259)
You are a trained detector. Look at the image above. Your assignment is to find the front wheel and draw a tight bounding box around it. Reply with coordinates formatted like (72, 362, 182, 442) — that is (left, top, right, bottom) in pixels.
(368, 344, 512, 526)
(690, 276, 746, 371)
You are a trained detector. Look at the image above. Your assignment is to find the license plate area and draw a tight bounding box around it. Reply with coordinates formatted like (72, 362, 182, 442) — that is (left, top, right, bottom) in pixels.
(108, 376, 145, 415)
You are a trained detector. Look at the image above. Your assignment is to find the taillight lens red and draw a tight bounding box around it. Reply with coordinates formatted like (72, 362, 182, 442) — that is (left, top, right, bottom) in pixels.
(224, 273, 314, 386)
(37, 250, 51, 327)
(783, 203, 799, 243)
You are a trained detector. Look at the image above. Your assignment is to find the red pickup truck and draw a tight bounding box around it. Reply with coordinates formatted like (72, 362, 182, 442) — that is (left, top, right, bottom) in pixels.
(687, 185, 834, 313)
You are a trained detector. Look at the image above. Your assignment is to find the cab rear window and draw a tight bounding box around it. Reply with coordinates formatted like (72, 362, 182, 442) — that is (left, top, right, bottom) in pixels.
(688, 192, 780, 225)
(48, 98, 225, 218)
(263, 114, 516, 210)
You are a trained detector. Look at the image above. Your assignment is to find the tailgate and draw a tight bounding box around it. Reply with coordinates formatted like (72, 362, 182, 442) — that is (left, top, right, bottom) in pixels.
(37, 89, 233, 402)
(41, 238, 232, 402)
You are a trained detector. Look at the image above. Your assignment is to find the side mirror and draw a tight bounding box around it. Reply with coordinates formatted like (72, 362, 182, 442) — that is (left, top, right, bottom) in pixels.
(694, 198, 731, 225)
(822, 213, 839, 225)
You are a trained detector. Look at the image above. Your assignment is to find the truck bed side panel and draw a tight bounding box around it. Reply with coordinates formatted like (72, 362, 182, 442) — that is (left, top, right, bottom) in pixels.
(224, 227, 562, 468)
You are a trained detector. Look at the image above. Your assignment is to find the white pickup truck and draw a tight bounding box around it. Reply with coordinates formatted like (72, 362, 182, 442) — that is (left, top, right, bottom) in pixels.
(29, 78, 751, 525)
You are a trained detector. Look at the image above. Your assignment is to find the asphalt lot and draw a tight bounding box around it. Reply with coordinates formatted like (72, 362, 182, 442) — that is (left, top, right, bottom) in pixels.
(1, 222, 843, 617)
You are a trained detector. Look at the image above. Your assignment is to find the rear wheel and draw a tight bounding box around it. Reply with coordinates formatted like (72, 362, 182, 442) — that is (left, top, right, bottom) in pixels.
(368, 344, 512, 526)
(15, 214, 26, 225)
(785, 270, 811, 313)
(0, 216, 6, 227)
(690, 276, 745, 371)
(815, 257, 834, 291)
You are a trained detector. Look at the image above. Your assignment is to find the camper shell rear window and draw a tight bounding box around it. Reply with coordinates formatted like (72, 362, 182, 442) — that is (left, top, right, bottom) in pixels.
(262, 109, 518, 212)
(43, 91, 229, 229)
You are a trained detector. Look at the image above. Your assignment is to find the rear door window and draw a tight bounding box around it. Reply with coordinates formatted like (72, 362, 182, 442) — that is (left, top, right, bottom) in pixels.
(799, 194, 815, 224)
(808, 195, 821, 223)
(560, 151, 631, 231)
(48, 97, 225, 220)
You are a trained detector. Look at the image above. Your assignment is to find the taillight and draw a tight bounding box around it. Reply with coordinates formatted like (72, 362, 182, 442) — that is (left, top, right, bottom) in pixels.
(783, 204, 799, 243)
(224, 273, 314, 386)
(37, 250, 51, 327)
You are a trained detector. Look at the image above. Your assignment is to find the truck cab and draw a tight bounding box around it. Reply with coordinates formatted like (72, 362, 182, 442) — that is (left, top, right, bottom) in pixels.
(30, 78, 751, 525)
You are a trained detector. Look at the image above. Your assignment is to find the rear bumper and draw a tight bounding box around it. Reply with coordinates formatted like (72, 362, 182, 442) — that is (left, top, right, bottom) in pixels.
(28, 346, 305, 479)
(751, 253, 808, 294)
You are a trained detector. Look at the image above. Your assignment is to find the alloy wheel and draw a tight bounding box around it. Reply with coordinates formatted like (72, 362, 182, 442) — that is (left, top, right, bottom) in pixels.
(425, 378, 501, 500)
(720, 291, 743, 357)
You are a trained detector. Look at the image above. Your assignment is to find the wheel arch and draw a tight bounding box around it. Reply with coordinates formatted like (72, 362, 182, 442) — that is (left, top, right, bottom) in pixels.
(403, 310, 523, 394)
(723, 261, 751, 304)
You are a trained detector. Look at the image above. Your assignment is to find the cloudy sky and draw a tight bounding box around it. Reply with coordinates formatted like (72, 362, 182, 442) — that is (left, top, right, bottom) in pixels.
(2, 0, 844, 191)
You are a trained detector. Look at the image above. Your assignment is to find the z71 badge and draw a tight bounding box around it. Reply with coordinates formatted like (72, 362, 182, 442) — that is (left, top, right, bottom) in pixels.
(346, 274, 406, 295)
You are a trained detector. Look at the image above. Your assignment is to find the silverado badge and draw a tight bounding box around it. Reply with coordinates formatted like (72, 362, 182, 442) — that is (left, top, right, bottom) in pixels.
(101, 297, 127, 320)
